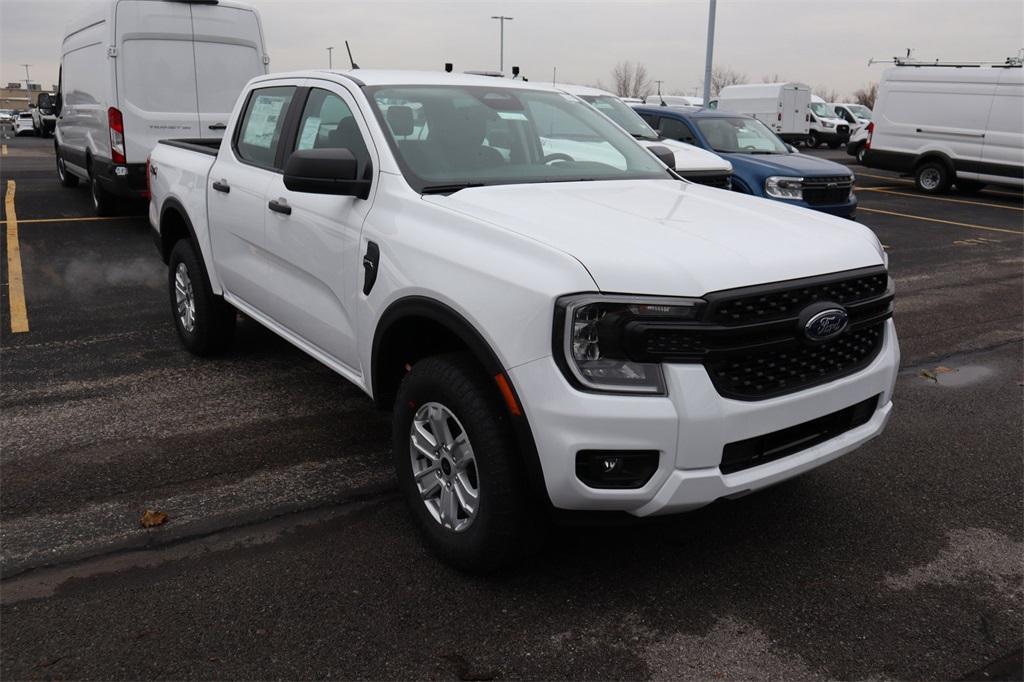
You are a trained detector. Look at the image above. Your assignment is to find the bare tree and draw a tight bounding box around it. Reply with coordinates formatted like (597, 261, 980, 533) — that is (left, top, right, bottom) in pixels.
(813, 85, 841, 102)
(704, 66, 748, 97)
(761, 73, 785, 83)
(851, 83, 878, 108)
(610, 61, 653, 99)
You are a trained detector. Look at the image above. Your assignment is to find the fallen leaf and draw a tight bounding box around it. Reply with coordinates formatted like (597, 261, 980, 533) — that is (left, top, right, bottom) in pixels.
(919, 369, 938, 382)
(140, 509, 168, 528)
(934, 366, 957, 374)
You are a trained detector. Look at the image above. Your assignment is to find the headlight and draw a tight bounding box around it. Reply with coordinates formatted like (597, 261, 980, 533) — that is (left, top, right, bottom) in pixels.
(822, 121, 834, 128)
(555, 294, 704, 394)
(765, 176, 803, 200)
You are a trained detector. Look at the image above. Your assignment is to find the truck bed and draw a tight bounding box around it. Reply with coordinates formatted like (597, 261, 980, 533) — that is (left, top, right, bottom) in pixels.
(158, 138, 221, 157)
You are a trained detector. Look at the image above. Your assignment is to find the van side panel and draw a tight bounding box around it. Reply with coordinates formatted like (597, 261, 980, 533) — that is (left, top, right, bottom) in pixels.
(59, 21, 111, 172)
(115, 0, 200, 164)
(189, 3, 269, 136)
(980, 69, 1024, 186)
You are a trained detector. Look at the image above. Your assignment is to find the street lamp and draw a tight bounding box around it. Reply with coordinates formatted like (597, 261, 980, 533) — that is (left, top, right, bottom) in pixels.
(490, 15, 514, 74)
(327, 46, 334, 70)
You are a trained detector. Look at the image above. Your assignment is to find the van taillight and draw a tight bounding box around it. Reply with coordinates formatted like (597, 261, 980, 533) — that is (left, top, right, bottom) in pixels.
(865, 121, 874, 150)
(108, 107, 125, 164)
(144, 157, 152, 199)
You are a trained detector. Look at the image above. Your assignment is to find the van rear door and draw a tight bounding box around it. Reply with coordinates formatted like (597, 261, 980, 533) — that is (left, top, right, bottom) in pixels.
(114, 0, 200, 164)
(980, 68, 1024, 186)
(189, 2, 268, 138)
(780, 85, 810, 137)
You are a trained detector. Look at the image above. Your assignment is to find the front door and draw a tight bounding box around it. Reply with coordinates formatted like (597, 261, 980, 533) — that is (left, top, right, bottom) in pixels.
(261, 83, 377, 375)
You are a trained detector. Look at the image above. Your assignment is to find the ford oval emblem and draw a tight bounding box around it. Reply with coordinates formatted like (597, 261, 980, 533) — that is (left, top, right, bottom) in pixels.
(804, 308, 849, 341)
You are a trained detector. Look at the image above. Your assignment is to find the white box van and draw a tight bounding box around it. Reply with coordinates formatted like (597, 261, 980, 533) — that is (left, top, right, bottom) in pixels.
(864, 63, 1023, 193)
(54, 0, 269, 214)
(715, 82, 811, 143)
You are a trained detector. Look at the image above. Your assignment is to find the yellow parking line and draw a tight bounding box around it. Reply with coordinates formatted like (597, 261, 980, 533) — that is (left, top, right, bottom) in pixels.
(0, 215, 141, 225)
(1, 144, 7, 157)
(858, 187, 1024, 211)
(857, 206, 1023, 235)
(4, 180, 29, 333)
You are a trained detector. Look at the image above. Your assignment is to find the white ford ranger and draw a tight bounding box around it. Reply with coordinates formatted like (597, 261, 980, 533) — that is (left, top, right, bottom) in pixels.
(148, 70, 898, 570)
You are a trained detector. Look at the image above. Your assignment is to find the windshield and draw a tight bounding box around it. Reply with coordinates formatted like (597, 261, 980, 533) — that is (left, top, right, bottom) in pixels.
(847, 104, 872, 119)
(810, 102, 838, 119)
(694, 117, 789, 154)
(368, 85, 669, 192)
(579, 94, 657, 139)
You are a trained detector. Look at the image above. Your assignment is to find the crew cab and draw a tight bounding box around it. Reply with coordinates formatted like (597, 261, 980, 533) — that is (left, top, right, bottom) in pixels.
(149, 71, 898, 571)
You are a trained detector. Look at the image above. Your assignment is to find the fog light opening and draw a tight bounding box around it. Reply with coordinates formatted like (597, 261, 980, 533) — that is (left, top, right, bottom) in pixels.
(576, 450, 659, 489)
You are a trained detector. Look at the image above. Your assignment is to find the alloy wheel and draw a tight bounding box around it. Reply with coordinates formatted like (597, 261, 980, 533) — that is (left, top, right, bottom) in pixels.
(174, 262, 196, 333)
(409, 402, 480, 532)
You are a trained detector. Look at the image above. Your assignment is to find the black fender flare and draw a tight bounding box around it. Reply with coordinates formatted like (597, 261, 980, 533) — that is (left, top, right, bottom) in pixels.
(372, 296, 552, 506)
(158, 197, 202, 263)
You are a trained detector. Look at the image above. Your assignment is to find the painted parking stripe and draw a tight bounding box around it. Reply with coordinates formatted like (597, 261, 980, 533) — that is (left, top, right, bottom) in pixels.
(4, 180, 29, 333)
(0, 215, 142, 225)
(855, 171, 1024, 199)
(857, 206, 1023, 236)
(1, 144, 7, 157)
(858, 187, 1024, 211)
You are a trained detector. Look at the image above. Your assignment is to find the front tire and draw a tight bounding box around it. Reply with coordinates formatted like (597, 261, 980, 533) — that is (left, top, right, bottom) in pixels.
(167, 239, 236, 356)
(806, 132, 820, 149)
(914, 159, 952, 194)
(393, 353, 543, 572)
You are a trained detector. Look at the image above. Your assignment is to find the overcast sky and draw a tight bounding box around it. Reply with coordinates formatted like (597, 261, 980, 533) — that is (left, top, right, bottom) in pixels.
(2, 0, 1021, 98)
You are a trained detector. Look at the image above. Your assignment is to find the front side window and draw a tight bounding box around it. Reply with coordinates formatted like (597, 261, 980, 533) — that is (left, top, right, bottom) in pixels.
(367, 85, 669, 192)
(579, 95, 657, 140)
(658, 117, 696, 145)
(293, 89, 371, 176)
(694, 117, 788, 154)
(235, 86, 295, 168)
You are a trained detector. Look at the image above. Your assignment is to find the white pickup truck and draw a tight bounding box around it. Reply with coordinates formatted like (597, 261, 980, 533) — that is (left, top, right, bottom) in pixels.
(148, 70, 899, 571)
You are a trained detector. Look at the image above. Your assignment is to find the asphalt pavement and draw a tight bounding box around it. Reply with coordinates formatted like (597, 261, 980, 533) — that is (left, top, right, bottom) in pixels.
(1, 135, 1021, 680)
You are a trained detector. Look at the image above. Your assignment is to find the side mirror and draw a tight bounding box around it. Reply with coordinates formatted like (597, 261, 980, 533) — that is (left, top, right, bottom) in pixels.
(283, 148, 370, 199)
(786, 144, 799, 153)
(53, 93, 62, 116)
(647, 144, 676, 169)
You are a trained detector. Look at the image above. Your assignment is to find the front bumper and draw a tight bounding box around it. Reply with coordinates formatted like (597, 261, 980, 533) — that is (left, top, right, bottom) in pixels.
(509, 319, 899, 516)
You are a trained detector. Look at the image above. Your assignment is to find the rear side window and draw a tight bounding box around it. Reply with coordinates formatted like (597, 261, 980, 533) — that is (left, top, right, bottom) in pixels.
(235, 86, 295, 168)
(659, 117, 696, 145)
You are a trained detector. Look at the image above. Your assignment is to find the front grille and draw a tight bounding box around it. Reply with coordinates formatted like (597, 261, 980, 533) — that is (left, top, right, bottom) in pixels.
(686, 172, 731, 189)
(802, 174, 854, 206)
(705, 323, 885, 400)
(837, 124, 850, 137)
(720, 394, 879, 474)
(707, 271, 888, 326)
(618, 267, 893, 400)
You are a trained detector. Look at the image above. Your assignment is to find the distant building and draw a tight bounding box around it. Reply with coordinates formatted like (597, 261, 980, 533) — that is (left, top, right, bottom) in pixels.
(0, 84, 53, 111)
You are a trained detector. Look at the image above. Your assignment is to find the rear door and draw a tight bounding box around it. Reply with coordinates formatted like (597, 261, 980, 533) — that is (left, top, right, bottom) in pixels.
(189, 2, 268, 137)
(780, 86, 809, 136)
(980, 68, 1024, 185)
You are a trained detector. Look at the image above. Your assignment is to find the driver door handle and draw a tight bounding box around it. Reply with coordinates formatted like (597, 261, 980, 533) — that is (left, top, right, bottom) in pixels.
(212, 180, 230, 193)
(268, 198, 291, 215)
(208, 122, 227, 131)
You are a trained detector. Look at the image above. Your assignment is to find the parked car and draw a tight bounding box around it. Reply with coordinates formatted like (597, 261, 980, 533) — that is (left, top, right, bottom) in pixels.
(0, 109, 14, 125)
(846, 124, 870, 163)
(807, 95, 851, 149)
(149, 70, 897, 570)
(55, 0, 270, 214)
(715, 82, 811, 143)
(557, 83, 733, 188)
(864, 63, 1023, 194)
(14, 112, 35, 136)
(643, 94, 703, 108)
(832, 103, 872, 127)
(635, 106, 858, 218)
(31, 93, 57, 137)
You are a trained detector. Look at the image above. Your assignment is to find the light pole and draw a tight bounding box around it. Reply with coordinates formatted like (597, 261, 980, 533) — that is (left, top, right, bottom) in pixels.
(20, 64, 32, 89)
(327, 46, 334, 69)
(490, 15, 514, 74)
(701, 0, 717, 104)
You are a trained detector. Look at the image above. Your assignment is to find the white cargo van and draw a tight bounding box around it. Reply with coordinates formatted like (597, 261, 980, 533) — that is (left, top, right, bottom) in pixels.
(715, 83, 811, 144)
(55, 0, 269, 214)
(806, 95, 851, 149)
(643, 94, 703, 108)
(864, 63, 1023, 194)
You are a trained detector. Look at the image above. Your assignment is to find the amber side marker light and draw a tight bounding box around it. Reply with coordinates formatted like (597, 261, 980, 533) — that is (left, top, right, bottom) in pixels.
(494, 373, 522, 416)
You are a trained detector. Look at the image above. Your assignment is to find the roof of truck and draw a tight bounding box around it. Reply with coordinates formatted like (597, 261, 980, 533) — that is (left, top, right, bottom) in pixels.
(258, 69, 561, 90)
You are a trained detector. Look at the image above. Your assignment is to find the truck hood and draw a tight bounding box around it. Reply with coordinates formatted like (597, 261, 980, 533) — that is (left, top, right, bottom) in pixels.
(720, 152, 854, 177)
(423, 180, 883, 296)
(639, 138, 732, 173)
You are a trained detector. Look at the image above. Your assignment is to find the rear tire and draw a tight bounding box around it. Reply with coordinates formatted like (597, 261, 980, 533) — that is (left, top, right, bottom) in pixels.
(55, 146, 79, 188)
(393, 353, 545, 572)
(168, 239, 236, 356)
(89, 170, 116, 216)
(856, 144, 867, 164)
(914, 159, 952, 194)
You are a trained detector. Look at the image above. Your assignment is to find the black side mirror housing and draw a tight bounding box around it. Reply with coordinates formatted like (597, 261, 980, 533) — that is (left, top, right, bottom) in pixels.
(53, 93, 62, 116)
(283, 148, 370, 199)
(646, 144, 676, 169)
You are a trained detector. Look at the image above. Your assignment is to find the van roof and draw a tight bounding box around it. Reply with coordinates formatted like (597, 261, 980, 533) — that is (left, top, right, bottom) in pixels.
(65, 0, 259, 42)
(719, 82, 810, 98)
(882, 64, 1022, 85)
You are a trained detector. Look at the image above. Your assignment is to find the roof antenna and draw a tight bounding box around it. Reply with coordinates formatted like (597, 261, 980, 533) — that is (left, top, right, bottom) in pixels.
(655, 79, 666, 106)
(345, 40, 360, 70)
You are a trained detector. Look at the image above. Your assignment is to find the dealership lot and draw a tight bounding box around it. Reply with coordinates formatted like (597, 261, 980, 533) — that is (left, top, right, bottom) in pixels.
(1, 134, 1021, 678)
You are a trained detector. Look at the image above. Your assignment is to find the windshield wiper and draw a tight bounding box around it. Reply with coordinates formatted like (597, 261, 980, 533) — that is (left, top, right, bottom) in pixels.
(420, 182, 486, 195)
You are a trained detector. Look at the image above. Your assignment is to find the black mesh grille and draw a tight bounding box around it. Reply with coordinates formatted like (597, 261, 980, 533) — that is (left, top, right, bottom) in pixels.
(705, 324, 885, 400)
(687, 173, 731, 189)
(707, 272, 888, 326)
(802, 174, 854, 206)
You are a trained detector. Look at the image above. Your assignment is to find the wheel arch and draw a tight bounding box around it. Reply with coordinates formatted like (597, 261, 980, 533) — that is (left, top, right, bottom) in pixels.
(914, 150, 955, 174)
(371, 296, 552, 506)
(158, 197, 200, 264)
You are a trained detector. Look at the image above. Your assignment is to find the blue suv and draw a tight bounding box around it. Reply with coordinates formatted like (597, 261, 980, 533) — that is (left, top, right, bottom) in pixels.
(634, 107, 858, 218)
